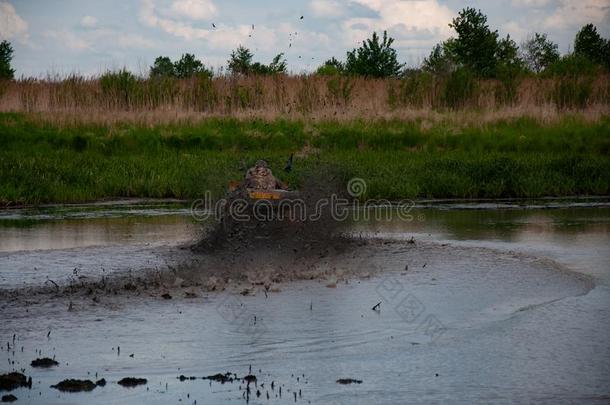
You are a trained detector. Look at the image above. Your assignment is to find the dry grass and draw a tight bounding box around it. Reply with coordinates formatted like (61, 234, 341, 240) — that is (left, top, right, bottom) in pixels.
(0, 74, 608, 125)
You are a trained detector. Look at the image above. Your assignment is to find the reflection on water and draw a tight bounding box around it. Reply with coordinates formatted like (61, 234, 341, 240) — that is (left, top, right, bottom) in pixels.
(0, 216, 199, 252)
(353, 207, 610, 241)
(2, 204, 608, 253)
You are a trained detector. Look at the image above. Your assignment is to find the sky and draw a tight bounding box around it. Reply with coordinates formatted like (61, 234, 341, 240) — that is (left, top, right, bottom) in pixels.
(2, 0, 609, 77)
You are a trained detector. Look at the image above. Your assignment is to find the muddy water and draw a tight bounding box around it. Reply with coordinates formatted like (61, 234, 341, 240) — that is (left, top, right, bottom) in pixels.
(1, 202, 609, 404)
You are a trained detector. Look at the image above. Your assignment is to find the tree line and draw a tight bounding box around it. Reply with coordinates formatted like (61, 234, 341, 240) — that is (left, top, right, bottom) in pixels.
(0, 7, 608, 81)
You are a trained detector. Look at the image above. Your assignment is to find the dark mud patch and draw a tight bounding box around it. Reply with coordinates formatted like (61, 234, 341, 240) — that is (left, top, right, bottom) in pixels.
(0, 235, 410, 309)
(0, 373, 31, 391)
(117, 377, 147, 387)
(336, 378, 362, 384)
(177, 372, 240, 384)
(51, 379, 96, 392)
(1, 394, 17, 403)
(204, 373, 236, 384)
(30, 357, 59, 368)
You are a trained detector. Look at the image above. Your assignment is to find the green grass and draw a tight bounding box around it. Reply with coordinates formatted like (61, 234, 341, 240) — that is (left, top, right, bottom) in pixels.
(1, 113, 609, 205)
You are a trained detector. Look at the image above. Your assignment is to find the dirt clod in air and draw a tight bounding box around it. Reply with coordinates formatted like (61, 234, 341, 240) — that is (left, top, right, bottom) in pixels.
(1, 394, 18, 402)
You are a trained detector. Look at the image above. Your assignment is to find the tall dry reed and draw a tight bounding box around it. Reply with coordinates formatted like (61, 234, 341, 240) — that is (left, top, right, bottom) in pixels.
(0, 73, 608, 124)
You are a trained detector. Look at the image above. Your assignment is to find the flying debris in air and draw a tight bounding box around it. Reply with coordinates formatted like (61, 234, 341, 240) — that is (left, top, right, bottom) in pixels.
(252, 24, 255, 30)
(284, 153, 294, 173)
(212, 23, 216, 28)
(300, 16, 304, 20)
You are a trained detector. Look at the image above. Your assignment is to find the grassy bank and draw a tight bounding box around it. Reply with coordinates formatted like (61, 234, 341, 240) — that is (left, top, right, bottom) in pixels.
(1, 113, 609, 205)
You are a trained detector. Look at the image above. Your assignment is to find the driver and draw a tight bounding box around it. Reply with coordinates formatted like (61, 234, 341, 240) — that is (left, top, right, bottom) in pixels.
(244, 160, 287, 190)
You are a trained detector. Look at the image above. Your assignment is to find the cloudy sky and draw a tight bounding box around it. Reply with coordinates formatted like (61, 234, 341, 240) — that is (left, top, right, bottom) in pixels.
(2, 0, 609, 77)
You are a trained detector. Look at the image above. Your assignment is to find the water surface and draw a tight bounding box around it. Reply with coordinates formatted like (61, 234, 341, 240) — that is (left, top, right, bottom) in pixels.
(1, 202, 609, 404)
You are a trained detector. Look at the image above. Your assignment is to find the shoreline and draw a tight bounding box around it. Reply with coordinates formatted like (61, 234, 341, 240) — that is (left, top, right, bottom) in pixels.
(2, 195, 610, 211)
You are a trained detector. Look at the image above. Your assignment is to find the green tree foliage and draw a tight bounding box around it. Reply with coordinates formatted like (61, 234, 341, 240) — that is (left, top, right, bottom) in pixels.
(227, 46, 253, 75)
(445, 8, 499, 77)
(150, 56, 175, 78)
(520, 33, 560, 73)
(422, 43, 454, 75)
(574, 24, 610, 69)
(267, 53, 288, 74)
(149, 54, 211, 78)
(496, 35, 522, 68)
(227, 46, 286, 75)
(345, 31, 403, 77)
(174, 53, 211, 78)
(315, 57, 344, 75)
(0, 40, 15, 80)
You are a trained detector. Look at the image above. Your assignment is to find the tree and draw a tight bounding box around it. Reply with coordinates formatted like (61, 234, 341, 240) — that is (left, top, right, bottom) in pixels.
(150, 56, 175, 78)
(267, 53, 287, 74)
(574, 24, 609, 68)
(228, 46, 253, 75)
(345, 31, 403, 77)
(227, 46, 287, 75)
(315, 57, 344, 75)
(0, 40, 15, 80)
(174, 53, 210, 78)
(422, 43, 454, 75)
(520, 33, 560, 73)
(445, 7, 499, 77)
(149, 54, 211, 78)
(496, 35, 523, 68)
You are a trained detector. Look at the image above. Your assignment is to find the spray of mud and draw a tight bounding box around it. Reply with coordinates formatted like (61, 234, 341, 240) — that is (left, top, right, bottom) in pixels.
(192, 164, 352, 252)
(184, 164, 371, 288)
(1, 166, 383, 304)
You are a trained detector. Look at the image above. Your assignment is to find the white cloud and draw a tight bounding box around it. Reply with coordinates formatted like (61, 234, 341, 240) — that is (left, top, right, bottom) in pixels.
(140, 0, 330, 53)
(0, 1, 28, 42)
(512, 0, 551, 7)
(170, 0, 217, 21)
(45, 27, 157, 54)
(503, 21, 528, 41)
(45, 30, 90, 51)
(116, 33, 156, 49)
(309, 0, 344, 18)
(81, 15, 98, 28)
(543, 0, 610, 29)
(342, 0, 454, 49)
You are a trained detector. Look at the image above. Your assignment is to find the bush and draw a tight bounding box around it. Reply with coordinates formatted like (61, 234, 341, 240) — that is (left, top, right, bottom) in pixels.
(389, 72, 436, 108)
(442, 68, 476, 108)
(100, 69, 139, 108)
